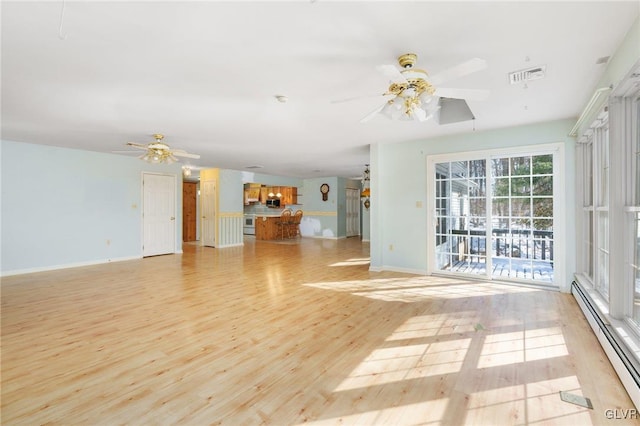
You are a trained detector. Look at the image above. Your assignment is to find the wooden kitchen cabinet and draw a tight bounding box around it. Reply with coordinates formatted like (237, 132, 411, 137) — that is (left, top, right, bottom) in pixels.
(281, 187, 297, 206)
(260, 187, 269, 204)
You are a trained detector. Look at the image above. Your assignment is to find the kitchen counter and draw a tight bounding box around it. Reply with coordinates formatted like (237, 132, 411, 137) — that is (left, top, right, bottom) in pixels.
(255, 215, 285, 240)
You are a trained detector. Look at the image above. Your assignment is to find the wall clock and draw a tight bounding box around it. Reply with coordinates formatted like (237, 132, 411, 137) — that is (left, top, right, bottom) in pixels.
(320, 183, 330, 201)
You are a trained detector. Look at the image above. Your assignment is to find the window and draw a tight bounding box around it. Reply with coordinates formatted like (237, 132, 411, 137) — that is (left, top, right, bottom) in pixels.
(575, 63, 640, 338)
(429, 147, 559, 286)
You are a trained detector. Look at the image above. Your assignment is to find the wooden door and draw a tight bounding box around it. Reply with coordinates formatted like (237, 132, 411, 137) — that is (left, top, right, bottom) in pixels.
(142, 173, 176, 257)
(201, 180, 217, 247)
(182, 182, 197, 242)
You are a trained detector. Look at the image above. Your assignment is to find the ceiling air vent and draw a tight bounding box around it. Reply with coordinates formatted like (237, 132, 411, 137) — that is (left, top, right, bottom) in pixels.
(508, 65, 546, 85)
(245, 165, 264, 169)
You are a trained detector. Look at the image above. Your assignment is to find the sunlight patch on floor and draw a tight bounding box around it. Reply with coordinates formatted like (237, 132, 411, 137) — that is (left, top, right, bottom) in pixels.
(328, 257, 371, 267)
(298, 398, 450, 426)
(466, 375, 592, 425)
(477, 327, 568, 368)
(305, 276, 540, 304)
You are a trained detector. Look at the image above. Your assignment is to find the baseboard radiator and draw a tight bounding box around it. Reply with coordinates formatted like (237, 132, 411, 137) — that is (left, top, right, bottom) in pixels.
(571, 281, 640, 409)
(218, 215, 243, 248)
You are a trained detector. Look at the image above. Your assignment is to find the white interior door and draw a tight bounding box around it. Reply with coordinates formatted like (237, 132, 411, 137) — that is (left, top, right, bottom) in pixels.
(346, 188, 360, 237)
(201, 179, 217, 247)
(143, 173, 176, 257)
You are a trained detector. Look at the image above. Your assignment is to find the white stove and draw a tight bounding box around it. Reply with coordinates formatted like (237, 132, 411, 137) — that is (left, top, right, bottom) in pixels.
(243, 214, 256, 235)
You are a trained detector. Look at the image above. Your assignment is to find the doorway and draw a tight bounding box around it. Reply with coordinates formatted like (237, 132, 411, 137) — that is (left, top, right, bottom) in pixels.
(183, 182, 197, 242)
(142, 173, 176, 257)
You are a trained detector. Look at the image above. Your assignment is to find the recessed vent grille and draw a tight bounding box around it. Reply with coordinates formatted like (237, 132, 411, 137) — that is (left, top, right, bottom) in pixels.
(508, 65, 546, 85)
(245, 165, 264, 169)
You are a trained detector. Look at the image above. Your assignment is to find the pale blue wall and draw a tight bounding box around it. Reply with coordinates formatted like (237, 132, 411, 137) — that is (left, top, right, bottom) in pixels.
(219, 169, 244, 213)
(300, 177, 339, 238)
(1, 140, 182, 275)
(370, 119, 576, 287)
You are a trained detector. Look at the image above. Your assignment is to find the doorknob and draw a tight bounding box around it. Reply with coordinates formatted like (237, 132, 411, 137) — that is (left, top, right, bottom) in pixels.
(170, 217, 175, 220)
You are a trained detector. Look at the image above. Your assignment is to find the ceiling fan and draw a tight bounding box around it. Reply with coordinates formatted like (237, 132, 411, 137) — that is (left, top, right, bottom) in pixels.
(355, 53, 489, 123)
(125, 134, 200, 164)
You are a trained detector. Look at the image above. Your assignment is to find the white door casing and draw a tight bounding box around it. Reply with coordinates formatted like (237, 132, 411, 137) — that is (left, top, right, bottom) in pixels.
(201, 179, 217, 247)
(142, 173, 176, 257)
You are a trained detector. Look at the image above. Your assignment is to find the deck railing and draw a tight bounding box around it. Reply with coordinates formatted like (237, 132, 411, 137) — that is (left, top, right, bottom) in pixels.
(450, 228, 554, 261)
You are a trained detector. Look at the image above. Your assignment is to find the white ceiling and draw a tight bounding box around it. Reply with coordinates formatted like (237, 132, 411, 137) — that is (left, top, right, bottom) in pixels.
(2, 1, 638, 179)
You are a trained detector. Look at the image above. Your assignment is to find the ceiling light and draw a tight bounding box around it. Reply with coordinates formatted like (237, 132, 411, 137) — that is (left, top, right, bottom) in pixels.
(361, 164, 371, 209)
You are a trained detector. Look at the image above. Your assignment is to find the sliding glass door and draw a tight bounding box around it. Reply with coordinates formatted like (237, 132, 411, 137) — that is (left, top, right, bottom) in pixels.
(430, 149, 557, 285)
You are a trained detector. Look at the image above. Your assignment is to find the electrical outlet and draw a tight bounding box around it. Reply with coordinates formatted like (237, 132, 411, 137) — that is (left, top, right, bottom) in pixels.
(416, 201, 423, 208)
(106, 239, 111, 246)
(389, 244, 393, 251)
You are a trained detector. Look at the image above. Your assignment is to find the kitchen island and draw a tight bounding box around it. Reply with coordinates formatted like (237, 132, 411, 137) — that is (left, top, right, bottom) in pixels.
(254, 214, 284, 240)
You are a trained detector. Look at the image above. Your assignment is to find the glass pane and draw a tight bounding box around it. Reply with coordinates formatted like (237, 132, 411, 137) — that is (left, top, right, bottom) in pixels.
(468, 217, 486, 231)
(533, 154, 553, 174)
(532, 237, 554, 261)
(436, 162, 450, 178)
(511, 198, 531, 217)
(469, 198, 486, 216)
(492, 158, 510, 177)
(533, 217, 553, 232)
(511, 218, 531, 232)
(492, 198, 509, 217)
(597, 211, 609, 299)
(469, 160, 486, 178)
(533, 176, 553, 196)
(511, 156, 531, 176)
(452, 161, 468, 178)
(511, 177, 531, 196)
(533, 198, 553, 217)
(492, 216, 510, 231)
(492, 177, 510, 197)
(469, 179, 486, 197)
(584, 145, 593, 206)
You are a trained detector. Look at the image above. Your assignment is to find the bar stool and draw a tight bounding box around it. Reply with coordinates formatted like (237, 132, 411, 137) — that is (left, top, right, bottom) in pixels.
(276, 209, 292, 239)
(288, 210, 303, 238)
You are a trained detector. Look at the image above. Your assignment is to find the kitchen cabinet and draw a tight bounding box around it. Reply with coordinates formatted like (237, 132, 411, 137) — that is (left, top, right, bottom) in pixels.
(277, 187, 297, 206)
(260, 187, 269, 204)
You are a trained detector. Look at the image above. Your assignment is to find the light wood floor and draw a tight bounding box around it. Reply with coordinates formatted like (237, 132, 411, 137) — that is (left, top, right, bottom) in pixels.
(1, 237, 637, 425)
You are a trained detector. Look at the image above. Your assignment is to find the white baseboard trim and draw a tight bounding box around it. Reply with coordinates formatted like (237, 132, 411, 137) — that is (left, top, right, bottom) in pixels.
(1, 255, 142, 277)
(572, 280, 640, 410)
(216, 243, 244, 248)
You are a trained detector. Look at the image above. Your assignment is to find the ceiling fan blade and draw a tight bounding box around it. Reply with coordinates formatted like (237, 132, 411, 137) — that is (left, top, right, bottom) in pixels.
(331, 93, 391, 104)
(433, 87, 490, 101)
(126, 142, 149, 150)
(359, 103, 386, 123)
(376, 64, 407, 84)
(172, 150, 200, 159)
(429, 58, 487, 86)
